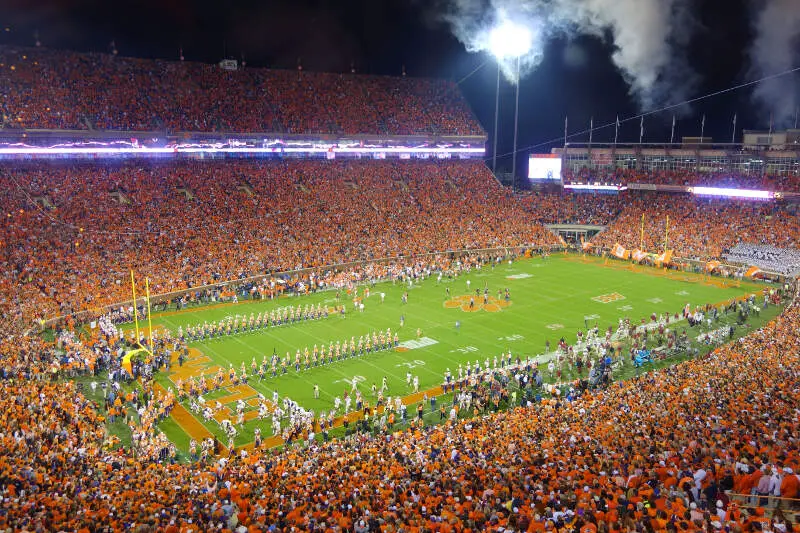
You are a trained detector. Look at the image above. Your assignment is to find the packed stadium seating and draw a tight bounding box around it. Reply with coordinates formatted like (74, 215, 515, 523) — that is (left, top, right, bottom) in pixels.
(1, 45, 799, 533)
(0, 159, 558, 329)
(725, 244, 800, 277)
(593, 191, 800, 260)
(0, 46, 483, 136)
(3, 158, 800, 332)
(516, 191, 625, 226)
(0, 298, 797, 531)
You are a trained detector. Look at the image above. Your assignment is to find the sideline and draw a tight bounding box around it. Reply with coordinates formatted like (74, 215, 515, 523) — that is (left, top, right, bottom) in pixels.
(561, 255, 757, 290)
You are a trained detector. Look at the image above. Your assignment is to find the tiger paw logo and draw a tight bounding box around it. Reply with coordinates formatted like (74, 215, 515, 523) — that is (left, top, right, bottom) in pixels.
(444, 295, 511, 313)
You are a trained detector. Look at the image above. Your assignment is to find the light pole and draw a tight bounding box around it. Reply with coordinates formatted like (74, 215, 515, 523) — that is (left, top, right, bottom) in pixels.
(492, 63, 500, 174)
(488, 20, 532, 186)
(511, 55, 521, 188)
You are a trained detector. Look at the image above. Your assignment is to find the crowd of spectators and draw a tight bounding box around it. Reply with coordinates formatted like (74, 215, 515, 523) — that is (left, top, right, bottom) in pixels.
(516, 191, 624, 226)
(724, 245, 800, 277)
(3, 157, 800, 331)
(563, 168, 800, 193)
(0, 153, 797, 530)
(1, 42, 800, 533)
(0, 46, 483, 136)
(3, 156, 800, 332)
(0, 292, 797, 531)
(0, 159, 558, 331)
(593, 192, 800, 261)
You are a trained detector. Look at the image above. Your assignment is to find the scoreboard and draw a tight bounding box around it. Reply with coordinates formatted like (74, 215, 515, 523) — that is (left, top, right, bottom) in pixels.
(528, 153, 562, 180)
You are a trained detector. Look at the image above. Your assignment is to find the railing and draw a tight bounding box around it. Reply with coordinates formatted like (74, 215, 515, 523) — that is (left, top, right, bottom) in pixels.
(726, 491, 800, 511)
(35, 244, 561, 331)
(34, 243, 792, 334)
(589, 246, 786, 283)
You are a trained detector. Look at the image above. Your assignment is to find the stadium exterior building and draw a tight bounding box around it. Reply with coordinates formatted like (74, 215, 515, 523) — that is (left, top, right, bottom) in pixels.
(555, 130, 800, 181)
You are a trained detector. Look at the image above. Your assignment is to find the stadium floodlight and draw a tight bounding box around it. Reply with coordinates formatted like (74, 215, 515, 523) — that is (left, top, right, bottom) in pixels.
(488, 19, 532, 186)
(488, 20, 533, 60)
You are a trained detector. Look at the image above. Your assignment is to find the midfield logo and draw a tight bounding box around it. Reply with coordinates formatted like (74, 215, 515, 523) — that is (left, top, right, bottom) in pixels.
(591, 292, 625, 304)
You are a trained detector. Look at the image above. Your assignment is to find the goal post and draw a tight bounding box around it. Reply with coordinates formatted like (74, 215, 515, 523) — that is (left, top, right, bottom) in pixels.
(129, 270, 154, 355)
(130, 270, 140, 344)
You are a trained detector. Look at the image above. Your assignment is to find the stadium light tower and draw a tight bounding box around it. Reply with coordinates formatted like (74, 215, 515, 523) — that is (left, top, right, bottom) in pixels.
(488, 20, 532, 184)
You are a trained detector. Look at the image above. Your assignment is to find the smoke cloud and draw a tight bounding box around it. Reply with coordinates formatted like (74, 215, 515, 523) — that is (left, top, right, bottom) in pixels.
(432, 0, 696, 111)
(749, 0, 800, 128)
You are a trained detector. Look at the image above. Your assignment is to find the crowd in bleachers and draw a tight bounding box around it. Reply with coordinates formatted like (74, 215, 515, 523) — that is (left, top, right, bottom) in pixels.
(2, 42, 800, 532)
(593, 192, 800, 260)
(724, 245, 800, 277)
(0, 160, 558, 331)
(3, 158, 800, 332)
(0, 294, 798, 531)
(563, 168, 800, 193)
(0, 156, 796, 530)
(516, 191, 624, 226)
(0, 46, 483, 136)
(2, 157, 800, 332)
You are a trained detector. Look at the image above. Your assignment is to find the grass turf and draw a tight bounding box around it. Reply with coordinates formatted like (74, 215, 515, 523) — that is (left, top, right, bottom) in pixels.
(123, 254, 771, 450)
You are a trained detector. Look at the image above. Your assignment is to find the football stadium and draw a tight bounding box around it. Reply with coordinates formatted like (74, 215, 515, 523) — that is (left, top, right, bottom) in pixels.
(1, 2, 800, 531)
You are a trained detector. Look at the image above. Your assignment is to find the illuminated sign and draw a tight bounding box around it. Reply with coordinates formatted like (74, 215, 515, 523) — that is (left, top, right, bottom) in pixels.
(564, 184, 628, 191)
(528, 154, 562, 180)
(690, 187, 774, 199)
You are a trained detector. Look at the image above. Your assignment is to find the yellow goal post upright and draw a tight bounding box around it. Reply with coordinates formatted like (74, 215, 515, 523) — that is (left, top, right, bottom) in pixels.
(124, 270, 154, 366)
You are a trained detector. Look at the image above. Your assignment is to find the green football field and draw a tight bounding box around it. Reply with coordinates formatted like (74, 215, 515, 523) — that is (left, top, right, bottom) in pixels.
(134, 254, 767, 449)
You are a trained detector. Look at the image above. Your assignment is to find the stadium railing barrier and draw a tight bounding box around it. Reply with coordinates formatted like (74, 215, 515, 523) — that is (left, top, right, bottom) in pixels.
(725, 492, 800, 512)
(589, 246, 786, 283)
(33, 244, 564, 332)
(34, 243, 790, 334)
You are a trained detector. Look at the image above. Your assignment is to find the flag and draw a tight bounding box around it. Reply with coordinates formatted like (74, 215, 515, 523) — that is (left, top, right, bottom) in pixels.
(670, 115, 676, 144)
(564, 116, 568, 146)
(121, 352, 133, 375)
(612, 243, 629, 260)
(656, 250, 673, 266)
(732, 113, 737, 144)
(614, 115, 620, 145)
(745, 266, 762, 278)
(639, 116, 644, 144)
(589, 116, 593, 145)
(700, 114, 706, 144)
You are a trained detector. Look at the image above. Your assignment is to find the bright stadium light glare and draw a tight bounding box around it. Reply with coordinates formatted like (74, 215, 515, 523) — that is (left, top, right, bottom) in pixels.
(488, 20, 533, 60)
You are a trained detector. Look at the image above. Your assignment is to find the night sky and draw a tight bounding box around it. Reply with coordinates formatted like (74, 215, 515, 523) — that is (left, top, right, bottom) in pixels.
(0, 0, 793, 174)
